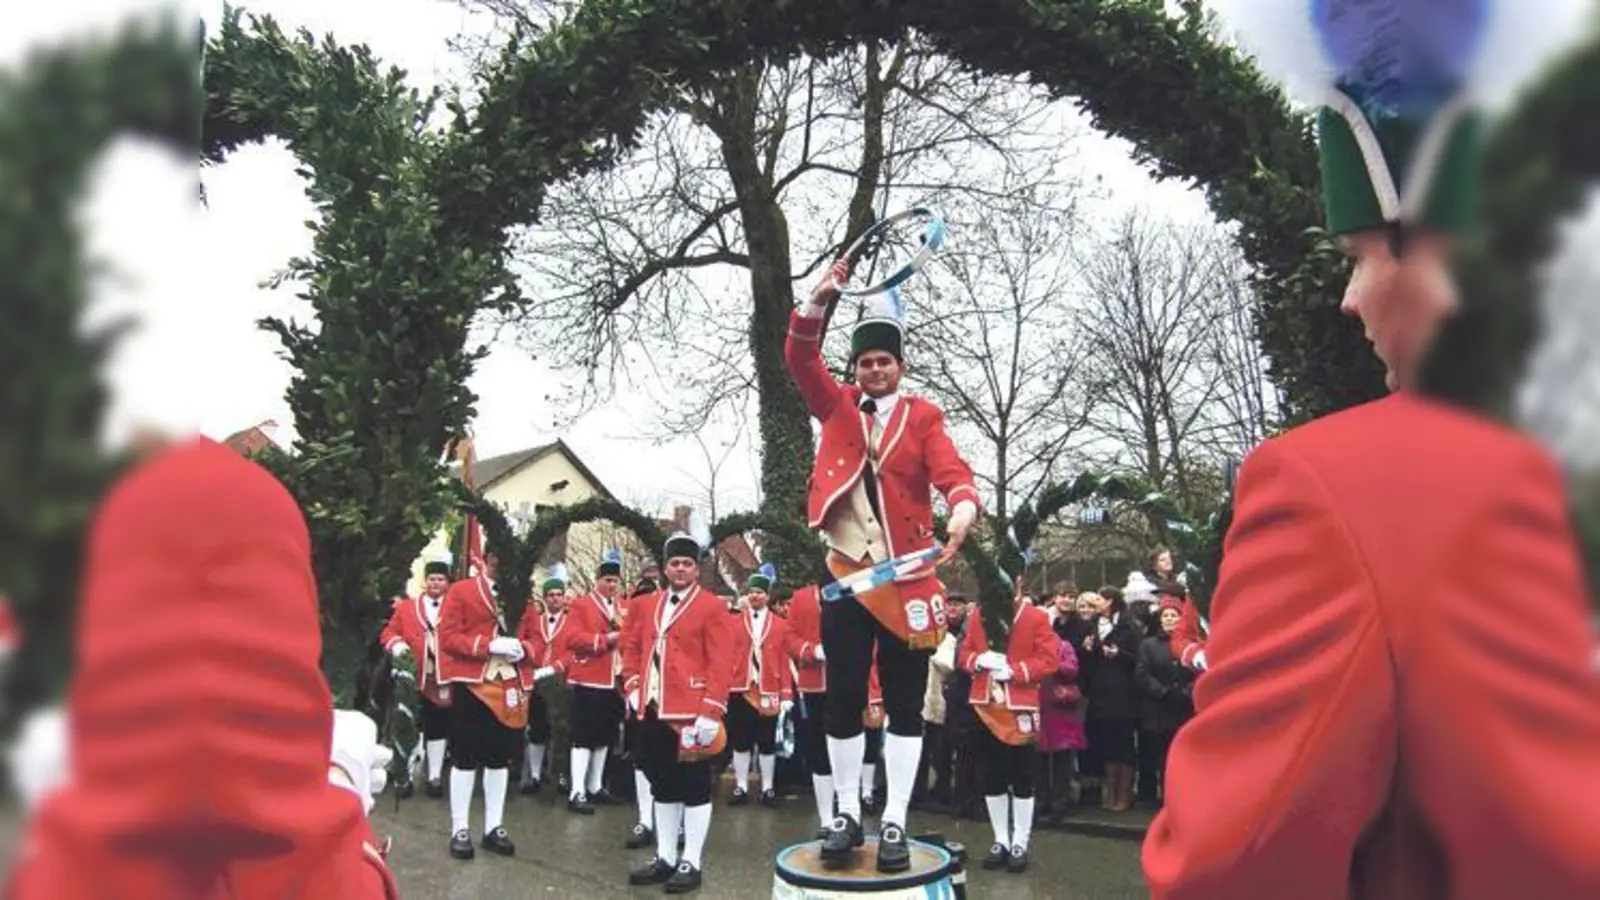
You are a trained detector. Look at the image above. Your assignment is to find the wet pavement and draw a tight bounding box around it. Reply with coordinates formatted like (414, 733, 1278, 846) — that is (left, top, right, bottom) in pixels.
(373, 788, 1150, 899)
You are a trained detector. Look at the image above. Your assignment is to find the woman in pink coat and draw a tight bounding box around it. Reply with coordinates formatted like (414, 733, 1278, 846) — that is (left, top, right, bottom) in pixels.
(1037, 589, 1088, 824)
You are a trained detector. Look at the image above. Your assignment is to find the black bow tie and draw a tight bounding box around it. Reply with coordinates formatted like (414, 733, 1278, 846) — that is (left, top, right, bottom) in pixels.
(669, 593, 682, 606)
(860, 398, 877, 415)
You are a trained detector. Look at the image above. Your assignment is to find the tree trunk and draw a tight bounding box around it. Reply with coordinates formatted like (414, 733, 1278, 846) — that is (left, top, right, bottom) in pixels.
(717, 92, 819, 579)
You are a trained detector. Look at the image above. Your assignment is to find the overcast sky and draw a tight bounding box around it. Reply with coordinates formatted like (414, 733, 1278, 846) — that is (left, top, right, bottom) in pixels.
(19, 0, 1214, 516)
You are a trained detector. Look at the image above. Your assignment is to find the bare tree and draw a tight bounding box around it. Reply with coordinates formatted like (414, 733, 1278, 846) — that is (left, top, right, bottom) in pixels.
(449, 6, 1074, 568)
(1201, 248, 1282, 455)
(1074, 209, 1246, 507)
(907, 183, 1094, 525)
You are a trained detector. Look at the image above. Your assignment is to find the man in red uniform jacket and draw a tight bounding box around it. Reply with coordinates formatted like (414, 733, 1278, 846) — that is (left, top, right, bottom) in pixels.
(786, 259, 983, 872)
(380, 555, 455, 797)
(514, 574, 568, 798)
(1144, 6, 1600, 897)
(782, 584, 834, 835)
(6, 439, 399, 900)
(563, 550, 629, 812)
(438, 551, 535, 860)
(620, 531, 735, 893)
(725, 564, 795, 807)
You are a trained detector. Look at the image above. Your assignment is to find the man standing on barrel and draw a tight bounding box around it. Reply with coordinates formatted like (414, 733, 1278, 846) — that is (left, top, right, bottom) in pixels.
(621, 531, 735, 893)
(785, 259, 982, 873)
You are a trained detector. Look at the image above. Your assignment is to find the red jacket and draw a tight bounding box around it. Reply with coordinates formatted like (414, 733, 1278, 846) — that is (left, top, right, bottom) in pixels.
(727, 607, 794, 713)
(6, 438, 399, 900)
(782, 585, 826, 694)
(620, 584, 735, 722)
(1144, 394, 1600, 900)
(438, 574, 533, 690)
(516, 603, 572, 676)
(785, 310, 982, 558)
(379, 593, 450, 704)
(1171, 598, 1206, 670)
(958, 604, 1061, 711)
(563, 591, 624, 689)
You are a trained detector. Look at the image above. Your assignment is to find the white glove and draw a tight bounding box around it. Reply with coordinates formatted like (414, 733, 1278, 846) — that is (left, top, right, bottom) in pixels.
(389, 642, 411, 660)
(7, 706, 69, 813)
(989, 664, 1013, 683)
(813, 645, 826, 663)
(1193, 650, 1208, 672)
(488, 637, 525, 662)
(779, 699, 794, 716)
(691, 716, 719, 747)
(975, 650, 1008, 672)
(532, 666, 557, 681)
(330, 710, 393, 815)
(627, 689, 641, 713)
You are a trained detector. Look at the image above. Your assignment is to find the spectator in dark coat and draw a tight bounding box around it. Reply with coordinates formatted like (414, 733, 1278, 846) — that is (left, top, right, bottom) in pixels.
(1079, 586, 1142, 812)
(1135, 591, 1197, 808)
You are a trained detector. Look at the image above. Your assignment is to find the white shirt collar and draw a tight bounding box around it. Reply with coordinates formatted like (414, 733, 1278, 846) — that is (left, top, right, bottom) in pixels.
(859, 391, 899, 423)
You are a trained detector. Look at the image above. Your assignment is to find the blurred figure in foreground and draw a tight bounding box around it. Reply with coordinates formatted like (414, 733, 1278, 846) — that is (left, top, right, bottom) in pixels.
(6, 439, 398, 898)
(1145, 4, 1600, 899)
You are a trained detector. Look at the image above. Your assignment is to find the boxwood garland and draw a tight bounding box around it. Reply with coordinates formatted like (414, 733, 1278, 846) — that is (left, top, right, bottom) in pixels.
(1, 16, 200, 726)
(443, 0, 1379, 424)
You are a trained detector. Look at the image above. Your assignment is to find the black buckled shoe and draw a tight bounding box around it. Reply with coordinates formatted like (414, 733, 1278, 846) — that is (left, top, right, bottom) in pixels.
(819, 814, 864, 867)
(625, 823, 655, 850)
(875, 823, 911, 874)
(664, 861, 702, 894)
(759, 789, 779, 808)
(628, 857, 675, 885)
(449, 828, 475, 860)
(567, 794, 596, 814)
(1006, 844, 1029, 873)
(982, 842, 1010, 870)
(426, 778, 445, 798)
(728, 787, 749, 806)
(480, 826, 515, 857)
(591, 788, 621, 806)
(520, 778, 541, 796)
(394, 776, 415, 799)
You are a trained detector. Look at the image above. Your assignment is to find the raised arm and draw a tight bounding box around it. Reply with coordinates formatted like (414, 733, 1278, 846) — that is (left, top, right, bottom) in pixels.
(1142, 439, 1395, 899)
(784, 259, 849, 421)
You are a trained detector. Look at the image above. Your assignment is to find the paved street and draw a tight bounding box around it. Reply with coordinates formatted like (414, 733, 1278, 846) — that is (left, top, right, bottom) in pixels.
(373, 788, 1150, 899)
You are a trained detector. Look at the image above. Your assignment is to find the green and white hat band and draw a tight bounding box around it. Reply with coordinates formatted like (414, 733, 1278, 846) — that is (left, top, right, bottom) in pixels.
(1317, 100, 1483, 235)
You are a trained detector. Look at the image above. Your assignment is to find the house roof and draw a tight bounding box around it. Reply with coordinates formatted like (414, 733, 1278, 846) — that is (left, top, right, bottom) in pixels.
(457, 439, 617, 500)
(222, 420, 284, 456)
(657, 505, 761, 571)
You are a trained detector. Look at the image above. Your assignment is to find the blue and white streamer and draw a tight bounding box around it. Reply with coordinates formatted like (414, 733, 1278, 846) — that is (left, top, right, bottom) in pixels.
(821, 546, 944, 604)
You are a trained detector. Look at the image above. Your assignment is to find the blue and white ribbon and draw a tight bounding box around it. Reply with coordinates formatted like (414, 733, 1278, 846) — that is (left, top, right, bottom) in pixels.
(821, 545, 944, 603)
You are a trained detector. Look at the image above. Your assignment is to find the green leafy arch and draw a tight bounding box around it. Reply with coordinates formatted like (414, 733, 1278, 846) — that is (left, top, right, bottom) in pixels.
(2, 16, 199, 727)
(442, 0, 1375, 423)
(953, 471, 1224, 649)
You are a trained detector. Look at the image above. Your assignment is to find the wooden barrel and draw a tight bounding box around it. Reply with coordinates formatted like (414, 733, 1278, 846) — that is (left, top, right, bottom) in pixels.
(773, 838, 956, 899)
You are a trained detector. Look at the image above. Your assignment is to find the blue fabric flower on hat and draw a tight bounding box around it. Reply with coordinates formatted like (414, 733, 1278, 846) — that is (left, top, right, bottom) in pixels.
(1311, 0, 1490, 116)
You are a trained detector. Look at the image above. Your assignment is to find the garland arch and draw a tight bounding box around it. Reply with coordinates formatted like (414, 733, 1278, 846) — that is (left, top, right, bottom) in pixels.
(3, 17, 200, 727)
(949, 472, 1226, 651)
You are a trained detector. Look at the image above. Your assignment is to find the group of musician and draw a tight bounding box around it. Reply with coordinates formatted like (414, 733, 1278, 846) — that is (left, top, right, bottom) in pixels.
(374, 254, 1052, 894)
(382, 542, 835, 894)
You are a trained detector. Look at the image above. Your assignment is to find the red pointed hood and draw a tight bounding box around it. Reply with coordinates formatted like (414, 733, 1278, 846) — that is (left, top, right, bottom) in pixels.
(21, 438, 364, 895)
